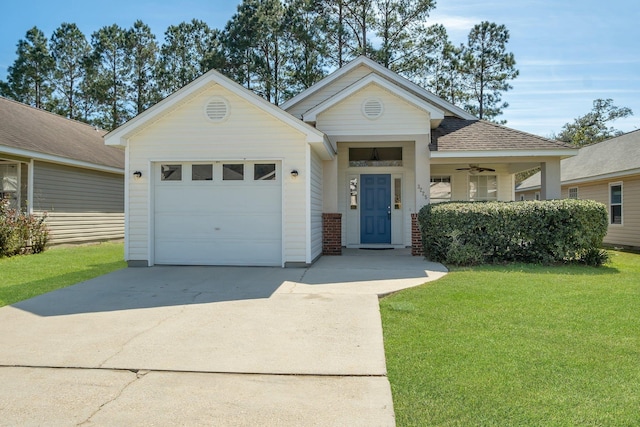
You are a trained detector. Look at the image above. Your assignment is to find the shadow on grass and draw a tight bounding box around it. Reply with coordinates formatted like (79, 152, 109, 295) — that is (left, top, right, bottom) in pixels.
(0, 261, 126, 307)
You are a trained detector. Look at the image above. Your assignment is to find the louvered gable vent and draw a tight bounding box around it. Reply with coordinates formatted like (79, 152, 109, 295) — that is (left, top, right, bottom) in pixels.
(362, 98, 383, 119)
(204, 97, 229, 122)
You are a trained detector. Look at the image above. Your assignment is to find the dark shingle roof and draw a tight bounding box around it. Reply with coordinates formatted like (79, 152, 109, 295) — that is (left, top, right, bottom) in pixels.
(430, 117, 573, 151)
(0, 97, 124, 170)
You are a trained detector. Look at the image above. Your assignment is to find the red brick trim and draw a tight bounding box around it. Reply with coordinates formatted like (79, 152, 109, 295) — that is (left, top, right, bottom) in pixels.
(411, 213, 424, 256)
(322, 213, 342, 255)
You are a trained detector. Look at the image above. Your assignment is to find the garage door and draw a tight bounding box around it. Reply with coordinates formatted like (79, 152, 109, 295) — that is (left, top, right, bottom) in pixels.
(153, 161, 282, 266)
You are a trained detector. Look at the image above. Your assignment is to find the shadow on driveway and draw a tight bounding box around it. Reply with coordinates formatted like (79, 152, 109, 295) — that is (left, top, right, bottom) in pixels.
(13, 266, 304, 317)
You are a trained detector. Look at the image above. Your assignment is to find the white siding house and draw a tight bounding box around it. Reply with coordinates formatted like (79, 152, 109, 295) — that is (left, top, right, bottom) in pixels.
(106, 56, 576, 267)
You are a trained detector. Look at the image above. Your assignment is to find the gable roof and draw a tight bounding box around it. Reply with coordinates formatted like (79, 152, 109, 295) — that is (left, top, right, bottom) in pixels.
(281, 56, 476, 120)
(0, 97, 123, 172)
(105, 67, 334, 160)
(517, 129, 640, 190)
(302, 73, 445, 126)
(431, 117, 576, 155)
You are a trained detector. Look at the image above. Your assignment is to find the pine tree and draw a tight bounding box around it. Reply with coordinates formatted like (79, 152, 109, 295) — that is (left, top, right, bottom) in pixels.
(126, 20, 160, 115)
(0, 27, 54, 108)
(90, 24, 132, 130)
(49, 23, 91, 120)
(460, 21, 519, 122)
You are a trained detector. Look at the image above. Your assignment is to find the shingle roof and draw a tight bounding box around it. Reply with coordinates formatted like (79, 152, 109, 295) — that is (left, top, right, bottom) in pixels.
(517, 129, 640, 190)
(430, 117, 573, 151)
(0, 97, 124, 170)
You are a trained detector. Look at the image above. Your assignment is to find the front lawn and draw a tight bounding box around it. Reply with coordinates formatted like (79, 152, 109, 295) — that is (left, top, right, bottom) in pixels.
(0, 242, 126, 307)
(381, 251, 640, 426)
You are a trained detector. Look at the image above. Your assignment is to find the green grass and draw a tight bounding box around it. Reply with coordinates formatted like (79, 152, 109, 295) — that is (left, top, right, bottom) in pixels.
(381, 251, 640, 426)
(0, 242, 126, 307)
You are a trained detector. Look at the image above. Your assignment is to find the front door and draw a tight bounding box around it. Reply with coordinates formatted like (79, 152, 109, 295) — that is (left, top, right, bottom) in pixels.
(360, 174, 391, 244)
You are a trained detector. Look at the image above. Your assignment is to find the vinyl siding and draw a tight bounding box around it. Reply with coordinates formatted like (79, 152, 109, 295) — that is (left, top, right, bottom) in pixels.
(285, 65, 372, 118)
(316, 84, 430, 136)
(517, 175, 640, 247)
(566, 177, 640, 247)
(32, 161, 124, 244)
(126, 83, 309, 264)
(310, 148, 323, 260)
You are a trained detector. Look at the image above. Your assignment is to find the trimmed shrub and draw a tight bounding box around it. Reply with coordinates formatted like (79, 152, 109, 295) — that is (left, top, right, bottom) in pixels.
(0, 199, 50, 257)
(418, 200, 609, 266)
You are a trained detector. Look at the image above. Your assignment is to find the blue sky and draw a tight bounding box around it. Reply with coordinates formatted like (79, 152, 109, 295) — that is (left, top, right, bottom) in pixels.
(1, 0, 638, 137)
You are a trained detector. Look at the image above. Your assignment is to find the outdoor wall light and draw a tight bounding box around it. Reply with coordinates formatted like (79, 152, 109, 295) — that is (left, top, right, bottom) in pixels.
(133, 171, 142, 179)
(290, 169, 299, 177)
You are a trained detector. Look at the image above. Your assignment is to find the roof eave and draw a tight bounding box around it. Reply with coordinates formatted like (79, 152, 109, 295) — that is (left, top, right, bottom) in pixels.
(0, 145, 124, 174)
(430, 148, 579, 158)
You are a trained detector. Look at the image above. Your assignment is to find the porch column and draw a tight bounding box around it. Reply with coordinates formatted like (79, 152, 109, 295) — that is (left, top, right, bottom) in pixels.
(540, 159, 561, 200)
(414, 134, 431, 210)
(323, 158, 338, 212)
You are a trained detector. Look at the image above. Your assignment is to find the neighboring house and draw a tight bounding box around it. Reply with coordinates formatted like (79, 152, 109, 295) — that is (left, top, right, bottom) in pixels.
(516, 129, 640, 248)
(105, 56, 576, 267)
(0, 97, 125, 244)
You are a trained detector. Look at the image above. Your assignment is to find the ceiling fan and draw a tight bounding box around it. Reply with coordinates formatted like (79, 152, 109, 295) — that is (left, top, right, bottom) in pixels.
(456, 164, 496, 174)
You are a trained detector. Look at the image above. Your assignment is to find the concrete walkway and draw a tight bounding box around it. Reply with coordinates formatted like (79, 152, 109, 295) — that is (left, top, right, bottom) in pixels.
(0, 249, 447, 426)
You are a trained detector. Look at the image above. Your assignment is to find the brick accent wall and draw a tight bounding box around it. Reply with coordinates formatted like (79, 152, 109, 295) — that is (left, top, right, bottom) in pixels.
(322, 213, 342, 255)
(411, 213, 424, 256)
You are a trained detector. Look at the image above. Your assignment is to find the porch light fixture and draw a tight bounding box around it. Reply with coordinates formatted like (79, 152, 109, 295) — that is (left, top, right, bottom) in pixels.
(290, 169, 299, 177)
(133, 171, 142, 179)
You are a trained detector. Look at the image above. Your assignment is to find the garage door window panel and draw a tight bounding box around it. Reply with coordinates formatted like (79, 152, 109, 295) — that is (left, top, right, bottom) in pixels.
(161, 164, 182, 181)
(254, 164, 276, 181)
(192, 164, 213, 181)
(223, 164, 244, 180)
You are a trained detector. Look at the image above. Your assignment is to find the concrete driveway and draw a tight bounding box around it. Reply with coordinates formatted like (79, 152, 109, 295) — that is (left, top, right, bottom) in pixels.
(0, 249, 446, 426)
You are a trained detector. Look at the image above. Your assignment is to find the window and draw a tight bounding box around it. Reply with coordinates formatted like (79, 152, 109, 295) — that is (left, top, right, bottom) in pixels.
(568, 187, 578, 199)
(223, 164, 244, 180)
(349, 147, 402, 167)
(254, 164, 276, 180)
(349, 177, 358, 209)
(469, 175, 497, 201)
(430, 176, 451, 203)
(394, 178, 402, 209)
(519, 194, 525, 201)
(161, 164, 182, 181)
(535, 192, 540, 201)
(0, 163, 18, 210)
(192, 164, 213, 181)
(610, 183, 622, 225)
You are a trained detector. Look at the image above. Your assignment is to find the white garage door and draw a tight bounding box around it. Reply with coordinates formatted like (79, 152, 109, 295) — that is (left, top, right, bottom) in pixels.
(153, 161, 282, 266)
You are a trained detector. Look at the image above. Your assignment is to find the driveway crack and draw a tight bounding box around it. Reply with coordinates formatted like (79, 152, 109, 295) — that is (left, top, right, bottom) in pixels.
(76, 370, 148, 426)
(97, 306, 187, 368)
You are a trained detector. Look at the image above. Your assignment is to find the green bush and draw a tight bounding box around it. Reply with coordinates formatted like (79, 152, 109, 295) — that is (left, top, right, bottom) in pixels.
(0, 199, 50, 257)
(418, 200, 609, 266)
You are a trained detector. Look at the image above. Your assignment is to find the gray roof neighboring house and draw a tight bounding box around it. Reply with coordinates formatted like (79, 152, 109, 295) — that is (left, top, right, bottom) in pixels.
(431, 117, 574, 152)
(0, 96, 124, 171)
(517, 129, 640, 190)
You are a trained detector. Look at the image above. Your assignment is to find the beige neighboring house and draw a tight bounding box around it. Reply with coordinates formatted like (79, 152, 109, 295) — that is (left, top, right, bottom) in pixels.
(105, 56, 576, 267)
(0, 96, 125, 244)
(516, 129, 640, 248)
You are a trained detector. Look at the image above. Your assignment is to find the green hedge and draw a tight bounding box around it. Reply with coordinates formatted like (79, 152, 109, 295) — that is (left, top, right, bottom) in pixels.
(418, 200, 609, 266)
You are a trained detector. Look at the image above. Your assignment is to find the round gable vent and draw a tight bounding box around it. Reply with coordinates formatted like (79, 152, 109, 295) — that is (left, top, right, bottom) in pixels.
(362, 98, 383, 120)
(204, 96, 230, 122)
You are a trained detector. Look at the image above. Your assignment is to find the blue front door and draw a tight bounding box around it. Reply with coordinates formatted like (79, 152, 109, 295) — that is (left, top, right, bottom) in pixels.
(360, 174, 391, 244)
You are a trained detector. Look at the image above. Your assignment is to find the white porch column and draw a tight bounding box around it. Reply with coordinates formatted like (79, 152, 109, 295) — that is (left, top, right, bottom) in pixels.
(323, 157, 338, 212)
(415, 134, 431, 211)
(540, 159, 562, 200)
